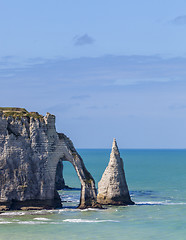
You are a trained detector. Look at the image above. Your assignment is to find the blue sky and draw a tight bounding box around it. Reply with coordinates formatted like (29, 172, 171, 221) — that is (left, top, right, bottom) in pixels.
(0, 0, 186, 148)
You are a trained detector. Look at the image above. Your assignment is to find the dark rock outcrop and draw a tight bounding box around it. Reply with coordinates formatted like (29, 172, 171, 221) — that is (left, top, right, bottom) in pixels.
(97, 138, 134, 205)
(0, 108, 100, 210)
(55, 161, 66, 190)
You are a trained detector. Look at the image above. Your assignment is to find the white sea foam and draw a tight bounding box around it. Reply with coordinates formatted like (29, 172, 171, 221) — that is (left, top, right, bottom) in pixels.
(136, 201, 186, 206)
(56, 208, 80, 213)
(33, 217, 51, 221)
(0, 221, 12, 224)
(0, 219, 62, 225)
(18, 221, 47, 225)
(0, 210, 53, 216)
(80, 208, 105, 212)
(0, 212, 25, 216)
(63, 219, 119, 223)
(165, 202, 186, 205)
(31, 210, 51, 215)
(48, 222, 62, 225)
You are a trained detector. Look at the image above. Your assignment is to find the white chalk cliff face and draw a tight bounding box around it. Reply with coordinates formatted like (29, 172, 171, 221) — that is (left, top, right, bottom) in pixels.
(0, 109, 100, 210)
(97, 138, 134, 205)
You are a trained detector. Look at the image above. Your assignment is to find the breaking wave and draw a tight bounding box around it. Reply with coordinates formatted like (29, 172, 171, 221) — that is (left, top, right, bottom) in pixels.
(63, 219, 119, 223)
(136, 201, 186, 206)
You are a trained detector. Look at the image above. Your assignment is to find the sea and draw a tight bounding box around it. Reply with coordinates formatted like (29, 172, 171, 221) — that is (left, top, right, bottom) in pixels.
(0, 149, 186, 240)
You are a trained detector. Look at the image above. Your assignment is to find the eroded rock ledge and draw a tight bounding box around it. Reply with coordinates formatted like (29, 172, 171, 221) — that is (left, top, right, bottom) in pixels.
(0, 107, 100, 210)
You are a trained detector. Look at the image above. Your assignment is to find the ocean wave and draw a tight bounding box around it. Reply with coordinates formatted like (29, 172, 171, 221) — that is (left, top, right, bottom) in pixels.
(63, 219, 119, 223)
(33, 217, 51, 221)
(130, 190, 155, 197)
(18, 221, 47, 225)
(31, 210, 52, 215)
(0, 219, 62, 225)
(61, 195, 80, 203)
(136, 201, 186, 206)
(0, 221, 12, 224)
(0, 212, 26, 216)
(56, 208, 79, 213)
(0, 219, 119, 225)
(80, 208, 106, 212)
(0, 210, 50, 216)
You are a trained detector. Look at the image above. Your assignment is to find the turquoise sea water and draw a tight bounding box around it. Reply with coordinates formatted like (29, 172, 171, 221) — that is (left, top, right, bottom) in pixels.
(0, 149, 186, 240)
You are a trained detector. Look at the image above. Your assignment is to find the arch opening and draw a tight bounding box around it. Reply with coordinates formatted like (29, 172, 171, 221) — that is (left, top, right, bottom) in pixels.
(55, 159, 81, 208)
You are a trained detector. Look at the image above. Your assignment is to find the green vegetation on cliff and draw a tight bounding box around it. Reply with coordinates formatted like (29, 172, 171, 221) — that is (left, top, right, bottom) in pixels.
(0, 107, 43, 119)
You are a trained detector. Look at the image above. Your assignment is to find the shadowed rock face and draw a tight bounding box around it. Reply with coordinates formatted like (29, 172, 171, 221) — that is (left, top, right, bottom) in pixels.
(97, 138, 134, 205)
(0, 109, 100, 210)
(55, 161, 66, 190)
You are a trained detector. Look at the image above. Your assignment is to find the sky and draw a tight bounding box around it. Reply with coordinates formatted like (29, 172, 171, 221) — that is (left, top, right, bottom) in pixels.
(0, 0, 186, 148)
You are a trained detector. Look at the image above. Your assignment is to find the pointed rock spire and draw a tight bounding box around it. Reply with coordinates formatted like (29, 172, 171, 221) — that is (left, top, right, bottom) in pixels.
(109, 138, 121, 165)
(97, 138, 134, 205)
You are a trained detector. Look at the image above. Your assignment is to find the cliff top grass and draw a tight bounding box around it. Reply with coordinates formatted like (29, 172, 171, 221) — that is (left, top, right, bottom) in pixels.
(0, 107, 43, 119)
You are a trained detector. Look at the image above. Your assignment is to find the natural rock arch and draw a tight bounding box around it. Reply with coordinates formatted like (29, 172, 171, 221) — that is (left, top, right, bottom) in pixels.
(54, 133, 99, 208)
(0, 109, 100, 210)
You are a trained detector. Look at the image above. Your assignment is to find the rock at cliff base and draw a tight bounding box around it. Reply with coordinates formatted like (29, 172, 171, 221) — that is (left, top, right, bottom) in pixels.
(97, 138, 134, 205)
(55, 161, 66, 190)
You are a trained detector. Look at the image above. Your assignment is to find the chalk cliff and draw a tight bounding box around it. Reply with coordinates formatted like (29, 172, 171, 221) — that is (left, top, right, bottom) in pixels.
(97, 138, 134, 205)
(0, 108, 100, 210)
